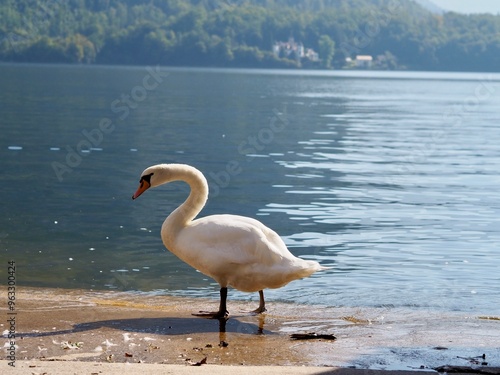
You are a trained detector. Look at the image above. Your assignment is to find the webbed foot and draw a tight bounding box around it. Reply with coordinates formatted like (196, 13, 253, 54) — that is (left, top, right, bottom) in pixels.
(248, 306, 267, 315)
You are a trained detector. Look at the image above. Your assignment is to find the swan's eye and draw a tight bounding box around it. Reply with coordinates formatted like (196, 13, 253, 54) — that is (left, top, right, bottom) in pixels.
(139, 173, 154, 187)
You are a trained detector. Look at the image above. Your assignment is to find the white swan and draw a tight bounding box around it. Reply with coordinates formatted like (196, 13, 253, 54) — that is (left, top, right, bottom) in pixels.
(132, 163, 327, 318)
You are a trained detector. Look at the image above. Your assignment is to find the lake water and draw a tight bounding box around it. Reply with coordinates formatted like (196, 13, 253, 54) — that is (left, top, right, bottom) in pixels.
(1, 63, 500, 315)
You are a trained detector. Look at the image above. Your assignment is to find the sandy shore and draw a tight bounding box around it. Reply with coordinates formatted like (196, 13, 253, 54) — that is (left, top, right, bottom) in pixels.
(1, 287, 499, 373)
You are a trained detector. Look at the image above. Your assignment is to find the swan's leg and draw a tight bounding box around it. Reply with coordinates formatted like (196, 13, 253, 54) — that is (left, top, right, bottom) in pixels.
(250, 290, 266, 314)
(217, 287, 229, 318)
(192, 287, 229, 319)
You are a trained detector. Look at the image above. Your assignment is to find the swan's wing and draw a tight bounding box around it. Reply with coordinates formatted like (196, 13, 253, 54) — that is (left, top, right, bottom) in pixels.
(170, 214, 320, 291)
(176, 214, 290, 264)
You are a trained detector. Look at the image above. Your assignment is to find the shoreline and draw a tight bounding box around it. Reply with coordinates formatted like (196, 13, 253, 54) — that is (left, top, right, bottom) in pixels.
(1, 287, 499, 373)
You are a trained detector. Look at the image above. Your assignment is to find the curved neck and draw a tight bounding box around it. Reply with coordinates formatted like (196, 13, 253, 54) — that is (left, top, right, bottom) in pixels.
(160, 164, 208, 238)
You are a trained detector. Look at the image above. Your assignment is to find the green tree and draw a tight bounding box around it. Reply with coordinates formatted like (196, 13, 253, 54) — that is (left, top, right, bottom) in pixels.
(318, 34, 335, 68)
(65, 34, 96, 63)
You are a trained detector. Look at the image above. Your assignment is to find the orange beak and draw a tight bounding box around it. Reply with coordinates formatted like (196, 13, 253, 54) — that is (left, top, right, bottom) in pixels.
(132, 180, 150, 200)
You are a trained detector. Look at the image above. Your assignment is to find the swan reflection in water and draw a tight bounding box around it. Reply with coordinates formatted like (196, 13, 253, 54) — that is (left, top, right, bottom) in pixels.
(218, 314, 266, 346)
(132, 164, 328, 319)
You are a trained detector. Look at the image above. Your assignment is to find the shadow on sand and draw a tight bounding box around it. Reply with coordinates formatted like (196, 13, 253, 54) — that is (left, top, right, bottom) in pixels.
(20, 314, 270, 340)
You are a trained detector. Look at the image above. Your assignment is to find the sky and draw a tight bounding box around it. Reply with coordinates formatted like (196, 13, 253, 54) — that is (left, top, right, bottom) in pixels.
(431, 0, 500, 14)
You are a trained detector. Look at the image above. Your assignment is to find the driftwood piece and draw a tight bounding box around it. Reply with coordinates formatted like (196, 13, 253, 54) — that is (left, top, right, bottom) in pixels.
(434, 366, 498, 374)
(189, 356, 207, 366)
(290, 332, 336, 341)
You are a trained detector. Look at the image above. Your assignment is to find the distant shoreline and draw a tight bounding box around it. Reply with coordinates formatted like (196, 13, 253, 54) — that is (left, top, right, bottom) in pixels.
(3, 61, 500, 79)
(3, 60, 500, 75)
(4, 1, 500, 73)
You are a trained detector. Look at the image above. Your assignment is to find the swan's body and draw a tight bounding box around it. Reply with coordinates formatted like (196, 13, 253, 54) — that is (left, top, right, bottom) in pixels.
(132, 163, 326, 318)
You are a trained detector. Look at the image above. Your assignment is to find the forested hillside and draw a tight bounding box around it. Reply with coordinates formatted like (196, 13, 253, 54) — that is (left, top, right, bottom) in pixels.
(1, 0, 500, 71)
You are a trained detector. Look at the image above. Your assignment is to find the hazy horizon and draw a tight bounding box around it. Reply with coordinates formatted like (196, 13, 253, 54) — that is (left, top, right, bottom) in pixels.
(431, 0, 500, 14)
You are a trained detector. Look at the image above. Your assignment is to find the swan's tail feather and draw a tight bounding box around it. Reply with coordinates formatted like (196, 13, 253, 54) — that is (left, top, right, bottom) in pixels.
(291, 260, 329, 280)
(304, 260, 331, 272)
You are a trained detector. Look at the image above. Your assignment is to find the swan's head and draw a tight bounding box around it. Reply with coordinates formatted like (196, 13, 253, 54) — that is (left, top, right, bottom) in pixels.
(132, 163, 205, 200)
(132, 165, 170, 200)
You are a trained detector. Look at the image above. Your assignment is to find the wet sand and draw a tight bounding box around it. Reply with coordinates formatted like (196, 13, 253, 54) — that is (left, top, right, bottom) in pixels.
(1, 287, 499, 373)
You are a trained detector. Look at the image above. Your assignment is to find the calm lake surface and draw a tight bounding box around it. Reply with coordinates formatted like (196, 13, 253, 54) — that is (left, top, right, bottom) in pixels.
(1, 64, 500, 314)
